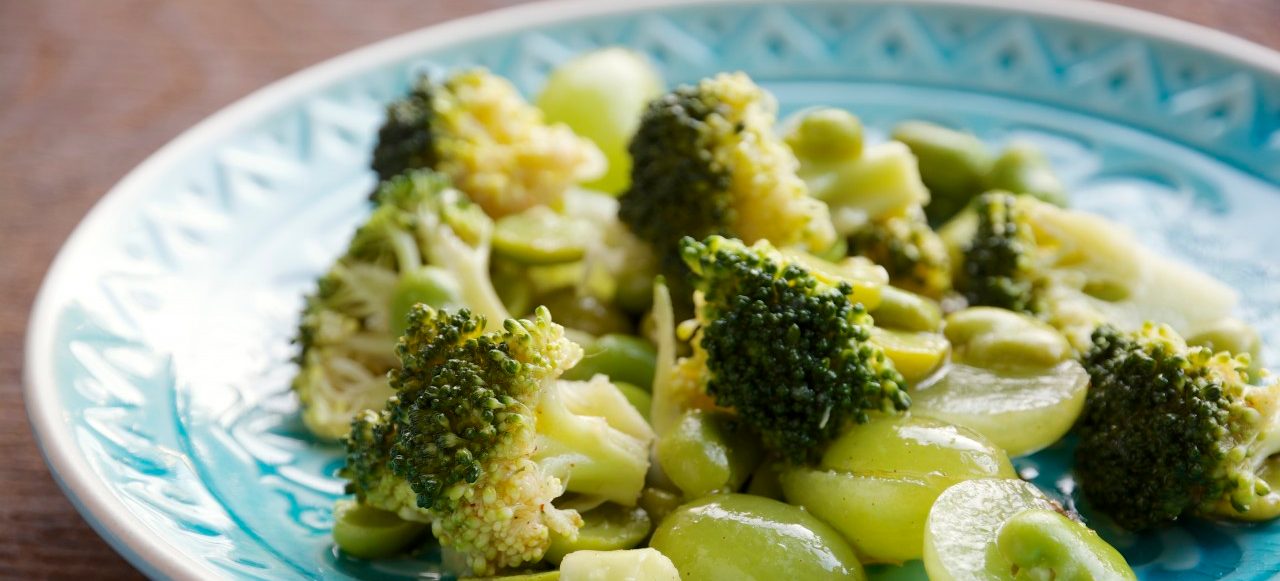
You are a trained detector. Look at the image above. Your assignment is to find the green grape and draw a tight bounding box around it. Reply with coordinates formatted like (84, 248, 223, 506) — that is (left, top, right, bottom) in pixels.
(650, 494, 865, 580)
(331, 500, 427, 559)
(536, 48, 664, 194)
(783, 250, 887, 310)
(493, 206, 594, 265)
(546, 504, 651, 564)
(911, 361, 1088, 457)
(916, 307, 1087, 456)
(781, 415, 1014, 564)
(924, 479, 1134, 581)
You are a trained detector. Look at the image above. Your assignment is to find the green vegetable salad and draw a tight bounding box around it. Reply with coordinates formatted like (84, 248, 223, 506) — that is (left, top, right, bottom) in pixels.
(289, 47, 1280, 580)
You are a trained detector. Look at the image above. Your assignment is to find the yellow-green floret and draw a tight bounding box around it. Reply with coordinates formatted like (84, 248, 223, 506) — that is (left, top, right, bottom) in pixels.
(618, 73, 836, 302)
(1076, 323, 1280, 530)
(371, 69, 605, 217)
(293, 170, 510, 440)
(848, 209, 951, 299)
(340, 306, 653, 574)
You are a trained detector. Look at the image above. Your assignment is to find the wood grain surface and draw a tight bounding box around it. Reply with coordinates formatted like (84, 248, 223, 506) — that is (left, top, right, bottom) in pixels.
(1, 1, 1276, 578)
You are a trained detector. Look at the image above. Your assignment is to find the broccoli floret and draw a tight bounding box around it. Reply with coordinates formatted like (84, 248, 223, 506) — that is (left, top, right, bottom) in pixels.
(1075, 323, 1280, 530)
(672, 235, 909, 463)
(956, 191, 1040, 312)
(848, 210, 952, 299)
(293, 170, 510, 439)
(783, 109, 950, 298)
(619, 73, 836, 302)
(371, 69, 604, 218)
(341, 306, 653, 575)
(949, 191, 1239, 351)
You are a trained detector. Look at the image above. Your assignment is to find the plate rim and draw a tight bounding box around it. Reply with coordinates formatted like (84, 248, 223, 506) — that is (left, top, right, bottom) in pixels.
(23, 0, 1280, 579)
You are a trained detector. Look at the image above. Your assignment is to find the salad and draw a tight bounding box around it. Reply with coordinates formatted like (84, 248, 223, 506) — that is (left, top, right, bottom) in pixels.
(287, 47, 1279, 580)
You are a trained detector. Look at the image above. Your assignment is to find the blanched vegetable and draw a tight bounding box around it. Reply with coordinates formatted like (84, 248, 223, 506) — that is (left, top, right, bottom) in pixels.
(331, 499, 427, 559)
(546, 504, 652, 564)
(650, 494, 865, 580)
(559, 548, 680, 581)
(656, 409, 763, 499)
(923, 479, 1133, 581)
(780, 415, 1014, 563)
(912, 308, 1087, 456)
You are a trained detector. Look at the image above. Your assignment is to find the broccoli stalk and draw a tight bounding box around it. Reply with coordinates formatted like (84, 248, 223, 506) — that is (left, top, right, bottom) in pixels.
(293, 170, 510, 440)
(619, 73, 836, 304)
(1075, 323, 1280, 530)
(341, 306, 653, 575)
(371, 69, 605, 218)
(670, 235, 910, 463)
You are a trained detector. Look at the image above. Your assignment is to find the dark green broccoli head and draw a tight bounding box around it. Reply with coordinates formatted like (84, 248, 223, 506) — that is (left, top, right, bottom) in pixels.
(620, 73, 834, 304)
(958, 191, 1039, 313)
(680, 235, 909, 463)
(368, 69, 602, 217)
(1076, 323, 1280, 530)
(848, 211, 952, 299)
(371, 77, 440, 184)
(340, 305, 651, 574)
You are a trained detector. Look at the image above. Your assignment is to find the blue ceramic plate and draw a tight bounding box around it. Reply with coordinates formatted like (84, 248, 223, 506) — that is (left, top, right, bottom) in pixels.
(25, 0, 1280, 579)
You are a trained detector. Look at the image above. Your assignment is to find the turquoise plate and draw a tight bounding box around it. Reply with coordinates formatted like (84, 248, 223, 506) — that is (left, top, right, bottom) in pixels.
(24, 0, 1280, 578)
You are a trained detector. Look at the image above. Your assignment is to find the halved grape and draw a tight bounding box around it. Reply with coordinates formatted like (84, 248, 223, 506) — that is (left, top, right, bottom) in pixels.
(924, 479, 1134, 581)
(911, 361, 1088, 457)
(650, 494, 865, 580)
(781, 415, 1014, 563)
(493, 206, 594, 265)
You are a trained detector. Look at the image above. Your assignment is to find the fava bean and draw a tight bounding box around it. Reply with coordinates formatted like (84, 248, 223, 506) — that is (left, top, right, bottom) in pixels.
(656, 410, 762, 499)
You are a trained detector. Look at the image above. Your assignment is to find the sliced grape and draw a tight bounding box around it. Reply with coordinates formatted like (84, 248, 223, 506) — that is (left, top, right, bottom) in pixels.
(911, 361, 1088, 457)
(781, 415, 1014, 563)
(493, 207, 594, 265)
(924, 479, 1134, 581)
(924, 479, 1058, 581)
(650, 494, 865, 580)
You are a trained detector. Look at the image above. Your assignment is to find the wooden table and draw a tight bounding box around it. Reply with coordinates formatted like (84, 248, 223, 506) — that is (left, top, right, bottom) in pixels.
(1, 1, 1276, 578)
